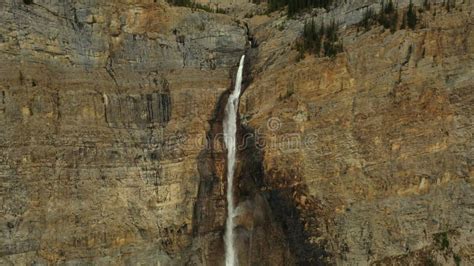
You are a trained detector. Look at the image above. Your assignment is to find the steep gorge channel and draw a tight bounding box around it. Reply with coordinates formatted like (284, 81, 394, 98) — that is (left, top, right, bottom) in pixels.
(192, 31, 328, 264)
(192, 49, 293, 265)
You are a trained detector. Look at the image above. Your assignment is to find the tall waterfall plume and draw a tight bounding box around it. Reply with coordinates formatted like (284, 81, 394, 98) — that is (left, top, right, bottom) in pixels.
(223, 55, 245, 266)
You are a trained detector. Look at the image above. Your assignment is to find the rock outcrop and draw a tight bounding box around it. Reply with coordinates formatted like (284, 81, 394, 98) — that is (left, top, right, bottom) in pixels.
(241, 1, 474, 264)
(0, 0, 246, 264)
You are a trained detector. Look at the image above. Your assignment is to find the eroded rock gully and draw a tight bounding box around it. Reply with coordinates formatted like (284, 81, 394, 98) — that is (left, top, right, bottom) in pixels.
(1, 0, 473, 265)
(192, 48, 310, 265)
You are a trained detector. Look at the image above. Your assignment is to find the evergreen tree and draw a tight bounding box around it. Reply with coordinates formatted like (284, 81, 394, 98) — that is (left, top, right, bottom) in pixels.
(400, 12, 407, 29)
(378, 0, 398, 31)
(359, 7, 376, 31)
(270, 0, 334, 16)
(173, 0, 192, 6)
(423, 0, 431, 10)
(268, 0, 288, 12)
(445, 0, 455, 12)
(407, 0, 417, 29)
(300, 18, 342, 58)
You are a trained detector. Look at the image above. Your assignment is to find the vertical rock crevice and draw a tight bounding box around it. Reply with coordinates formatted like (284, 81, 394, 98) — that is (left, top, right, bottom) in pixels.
(191, 29, 330, 263)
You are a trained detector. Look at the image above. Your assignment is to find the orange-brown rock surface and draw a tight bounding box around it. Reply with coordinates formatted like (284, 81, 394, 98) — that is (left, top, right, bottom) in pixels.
(0, 0, 473, 265)
(0, 0, 247, 264)
(241, 1, 474, 264)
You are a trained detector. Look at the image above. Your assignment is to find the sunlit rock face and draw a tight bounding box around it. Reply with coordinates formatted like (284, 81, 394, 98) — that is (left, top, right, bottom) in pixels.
(241, 1, 474, 265)
(1, 0, 473, 265)
(0, 0, 246, 264)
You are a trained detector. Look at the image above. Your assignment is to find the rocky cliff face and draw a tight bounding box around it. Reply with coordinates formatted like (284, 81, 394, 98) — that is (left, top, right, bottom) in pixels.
(0, 0, 473, 265)
(241, 0, 474, 265)
(0, 0, 247, 264)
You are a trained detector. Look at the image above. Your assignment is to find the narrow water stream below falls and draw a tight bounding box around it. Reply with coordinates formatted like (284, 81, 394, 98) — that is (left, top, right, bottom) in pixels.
(223, 55, 245, 266)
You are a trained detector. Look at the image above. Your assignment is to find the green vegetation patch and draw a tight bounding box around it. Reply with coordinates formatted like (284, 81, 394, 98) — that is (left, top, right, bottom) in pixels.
(297, 18, 343, 59)
(268, 0, 334, 17)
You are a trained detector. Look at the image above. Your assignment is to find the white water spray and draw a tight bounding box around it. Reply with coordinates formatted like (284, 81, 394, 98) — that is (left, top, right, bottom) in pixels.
(223, 55, 245, 266)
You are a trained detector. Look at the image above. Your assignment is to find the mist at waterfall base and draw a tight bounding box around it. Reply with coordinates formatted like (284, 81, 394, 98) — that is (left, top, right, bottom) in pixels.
(223, 55, 245, 266)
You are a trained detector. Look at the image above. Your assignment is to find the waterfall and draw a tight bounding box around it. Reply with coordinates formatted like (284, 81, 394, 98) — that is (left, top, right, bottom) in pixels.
(223, 54, 245, 266)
